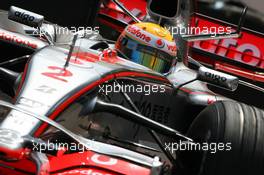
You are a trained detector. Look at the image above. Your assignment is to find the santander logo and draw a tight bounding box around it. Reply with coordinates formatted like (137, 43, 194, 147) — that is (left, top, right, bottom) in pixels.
(126, 26, 151, 43)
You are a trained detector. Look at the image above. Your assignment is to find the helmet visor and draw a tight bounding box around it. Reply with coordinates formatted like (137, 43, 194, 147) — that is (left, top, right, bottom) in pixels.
(118, 36, 175, 74)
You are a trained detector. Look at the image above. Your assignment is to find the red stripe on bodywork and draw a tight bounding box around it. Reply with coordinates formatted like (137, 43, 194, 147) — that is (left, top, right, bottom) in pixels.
(180, 87, 211, 95)
(34, 72, 168, 136)
(215, 62, 264, 83)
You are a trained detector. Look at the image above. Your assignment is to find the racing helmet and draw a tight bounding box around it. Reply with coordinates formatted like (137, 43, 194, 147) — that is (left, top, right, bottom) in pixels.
(115, 22, 177, 74)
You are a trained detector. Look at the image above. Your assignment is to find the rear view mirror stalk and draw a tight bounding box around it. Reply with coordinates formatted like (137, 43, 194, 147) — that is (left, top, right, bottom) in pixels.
(8, 6, 44, 28)
(184, 56, 239, 91)
(8, 6, 54, 45)
(197, 66, 239, 91)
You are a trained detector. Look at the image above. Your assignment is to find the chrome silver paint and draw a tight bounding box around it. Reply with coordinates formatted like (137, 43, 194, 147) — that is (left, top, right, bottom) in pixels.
(1, 46, 100, 135)
(0, 11, 230, 169)
(0, 37, 166, 171)
(168, 62, 221, 105)
(198, 66, 239, 91)
(0, 128, 24, 150)
(0, 10, 26, 34)
(0, 100, 163, 170)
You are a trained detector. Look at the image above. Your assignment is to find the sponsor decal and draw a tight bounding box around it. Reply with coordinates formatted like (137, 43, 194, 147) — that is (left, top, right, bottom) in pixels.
(66, 50, 121, 65)
(42, 66, 73, 82)
(193, 38, 262, 67)
(126, 26, 151, 43)
(207, 98, 215, 104)
(192, 17, 264, 68)
(57, 169, 112, 175)
(91, 154, 118, 166)
(155, 39, 165, 48)
(166, 44, 177, 53)
(14, 11, 35, 22)
(9, 6, 44, 28)
(57, 154, 117, 175)
(126, 26, 177, 56)
(35, 85, 57, 94)
(0, 32, 37, 49)
(204, 71, 227, 83)
(17, 97, 46, 108)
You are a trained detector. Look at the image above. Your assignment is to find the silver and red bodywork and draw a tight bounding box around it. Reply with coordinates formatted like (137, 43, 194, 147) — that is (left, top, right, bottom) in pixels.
(0, 39, 164, 174)
(99, 0, 264, 84)
(0, 4, 234, 174)
(0, 22, 227, 175)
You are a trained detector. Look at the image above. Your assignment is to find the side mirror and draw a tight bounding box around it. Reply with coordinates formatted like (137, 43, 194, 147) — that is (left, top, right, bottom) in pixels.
(198, 66, 239, 91)
(8, 6, 44, 28)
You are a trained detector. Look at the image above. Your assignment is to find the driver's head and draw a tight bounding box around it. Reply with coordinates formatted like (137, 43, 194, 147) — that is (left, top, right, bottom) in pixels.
(115, 22, 177, 74)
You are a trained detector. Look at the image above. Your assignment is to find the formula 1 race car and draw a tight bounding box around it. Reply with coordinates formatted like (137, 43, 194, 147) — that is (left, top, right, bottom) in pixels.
(98, 0, 264, 110)
(0, 1, 263, 175)
(98, 0, 264, 87)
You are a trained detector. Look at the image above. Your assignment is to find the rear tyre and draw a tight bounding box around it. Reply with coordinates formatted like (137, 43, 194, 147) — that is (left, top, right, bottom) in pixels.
(182, 101, 264, 175)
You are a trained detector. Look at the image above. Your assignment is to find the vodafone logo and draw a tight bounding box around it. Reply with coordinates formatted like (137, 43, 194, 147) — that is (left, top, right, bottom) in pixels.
(126, 26, 151, 43)
(0, 32, 37, 49)
(126, 25, 177, 56)
(57, 169, 111, 175)
(91, 154, 118, 166)
(166, 44, 177, 53)
(155, 39, 165, 48)
(58, 154, 118, 175)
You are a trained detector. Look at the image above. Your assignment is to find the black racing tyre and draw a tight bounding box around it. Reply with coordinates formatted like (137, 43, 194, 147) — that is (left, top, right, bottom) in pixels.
(181, 101, 264, 175)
